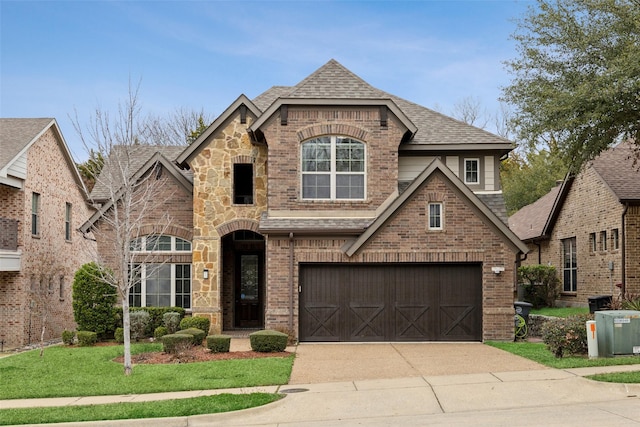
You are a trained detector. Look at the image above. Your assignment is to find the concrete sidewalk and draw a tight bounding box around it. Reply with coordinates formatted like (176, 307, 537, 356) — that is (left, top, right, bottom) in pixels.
(3, 342, 640, 426)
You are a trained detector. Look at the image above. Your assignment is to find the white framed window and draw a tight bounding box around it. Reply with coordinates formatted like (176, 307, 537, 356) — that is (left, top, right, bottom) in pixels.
(600, 231, 607, 251)
(129, 264, 191, 309)
(129, 235, 192, 309)
(65, 203, 72, 241)
(612, 228, 619, 250)
(589, 232, 596, 252)
(562, 237, 577, 293)
(464, 158, 479, 184)
(31, 192, 40, 236)
(428, 202, 443, 230)
(301, 136, 366, 200)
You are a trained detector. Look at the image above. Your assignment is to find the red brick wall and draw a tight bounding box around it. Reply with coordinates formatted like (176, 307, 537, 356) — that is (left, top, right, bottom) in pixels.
(625, 205, 640, 294)
(265, 172, 519, 341)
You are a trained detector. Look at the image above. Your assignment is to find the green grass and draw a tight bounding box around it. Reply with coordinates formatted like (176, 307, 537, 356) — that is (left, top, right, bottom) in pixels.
(486, 341, 640, 370)
(0, 393, 282, 426)
(530, 306, 590, 317)
(0, 343, 294, 399)
(589, 371, 640, 383)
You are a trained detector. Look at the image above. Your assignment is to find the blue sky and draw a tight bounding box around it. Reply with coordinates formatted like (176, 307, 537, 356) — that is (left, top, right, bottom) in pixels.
(1, 0, 532, 161)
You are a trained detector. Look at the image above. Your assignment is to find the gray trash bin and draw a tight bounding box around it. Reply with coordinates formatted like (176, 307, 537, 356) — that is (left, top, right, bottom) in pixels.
(514, 301, 533, 323)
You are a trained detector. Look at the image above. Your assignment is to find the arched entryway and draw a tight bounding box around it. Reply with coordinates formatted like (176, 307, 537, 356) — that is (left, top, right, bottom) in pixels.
(221, 230, 265, 330)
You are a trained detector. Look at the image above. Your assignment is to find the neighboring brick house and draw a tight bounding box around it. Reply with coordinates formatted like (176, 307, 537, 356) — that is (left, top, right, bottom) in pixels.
(0, 118, 95, 349)
(509, 140, 640, 306)
(83, 60, 527, 342)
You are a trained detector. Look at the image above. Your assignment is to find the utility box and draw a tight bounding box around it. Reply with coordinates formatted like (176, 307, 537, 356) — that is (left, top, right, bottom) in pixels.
(595, 310, 640, 357)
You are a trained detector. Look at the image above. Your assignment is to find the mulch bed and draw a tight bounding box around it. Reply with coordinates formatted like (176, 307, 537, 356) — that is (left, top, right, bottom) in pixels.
(113, 346, 291, 364)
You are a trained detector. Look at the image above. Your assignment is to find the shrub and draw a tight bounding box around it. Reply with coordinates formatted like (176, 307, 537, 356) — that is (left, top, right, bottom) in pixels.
(76, 331, 97, 347)
(178, 328, 206, 346)
(129, 307, 186, 337)
(179, 316, 210, 334)
(61, 330, 75, 345)
(273, 326, 297, 346)
(541, 314, 593, 358)
(163, 312, 181, 334)
(154, 326, 169, 339)
(162, 333, 193, 354)
(518, 265, 561, 308)
(129, 310, 150, 341)
(72, 262, 118, 339)
(206, 335, 231, 353)
(115, 327, 124, 344)
(250, 330, 288, 352)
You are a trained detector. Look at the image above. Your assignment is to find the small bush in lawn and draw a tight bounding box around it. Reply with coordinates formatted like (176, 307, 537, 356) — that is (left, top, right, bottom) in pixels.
(273, 326, 297, 345)
(61, 330, 76, 345)
(178, 328, 206, 346)
(541, 314, 592, 358)
(250, 329, 288, 352)
(206, 335, 231, 353)
(162, 333, 194, 354)
(179, 316, 210, 334)
(154, 326, 169, 339)
(163, 312, 181, 334)
(77, 331, 97, 347)
(130, 310, 150, 341)
(115, 327, 124, 343)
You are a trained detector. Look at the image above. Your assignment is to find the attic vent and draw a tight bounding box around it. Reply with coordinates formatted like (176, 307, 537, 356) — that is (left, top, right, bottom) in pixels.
(380, 106, 388, 127)
(280, 105, 288, 126)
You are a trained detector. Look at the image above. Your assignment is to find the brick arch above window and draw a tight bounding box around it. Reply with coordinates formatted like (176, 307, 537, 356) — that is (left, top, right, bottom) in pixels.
(138, 224, 193, 242)
(426, 192, 447, 202)
(216, 218, 261, 237)
(296, 123, 370, 142)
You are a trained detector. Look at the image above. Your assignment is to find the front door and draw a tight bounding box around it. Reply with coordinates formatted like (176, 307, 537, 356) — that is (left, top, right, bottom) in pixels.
(235, 253, 263, 328)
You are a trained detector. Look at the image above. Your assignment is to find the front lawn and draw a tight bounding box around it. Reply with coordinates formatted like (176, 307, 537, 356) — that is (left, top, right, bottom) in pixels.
(1, 393, 282, 426)
(0, 343, 294, 399)
(530, 306, 590, 317)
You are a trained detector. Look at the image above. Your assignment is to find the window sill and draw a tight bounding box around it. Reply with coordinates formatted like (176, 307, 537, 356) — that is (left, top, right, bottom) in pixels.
(561, 292, 577, 297)
(32, 234, 41, 239)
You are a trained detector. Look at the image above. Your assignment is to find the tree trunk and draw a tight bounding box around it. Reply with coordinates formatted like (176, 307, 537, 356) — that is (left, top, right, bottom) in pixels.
(122, 299, 132, 375)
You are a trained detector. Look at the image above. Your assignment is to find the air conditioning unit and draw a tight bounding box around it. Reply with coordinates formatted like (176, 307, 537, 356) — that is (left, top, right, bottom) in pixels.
(595, 310, 640, 357)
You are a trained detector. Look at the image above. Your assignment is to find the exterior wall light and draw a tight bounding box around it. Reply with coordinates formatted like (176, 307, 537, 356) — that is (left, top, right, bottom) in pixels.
(203, 268, 209, 279)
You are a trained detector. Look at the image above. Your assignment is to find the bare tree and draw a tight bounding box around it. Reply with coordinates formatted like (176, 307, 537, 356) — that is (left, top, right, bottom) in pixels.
(140, 107, 213, 146)
(451, 96, 490, 129)
(72, 81, 175, 375)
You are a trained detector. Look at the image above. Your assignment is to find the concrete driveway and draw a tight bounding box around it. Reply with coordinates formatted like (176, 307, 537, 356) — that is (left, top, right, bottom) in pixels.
(289, 342, 547, 384)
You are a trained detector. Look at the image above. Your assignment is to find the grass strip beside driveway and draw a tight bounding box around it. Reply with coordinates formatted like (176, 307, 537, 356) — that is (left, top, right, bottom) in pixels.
(0, 344, 294, 399)
(0, 393, 282, 426)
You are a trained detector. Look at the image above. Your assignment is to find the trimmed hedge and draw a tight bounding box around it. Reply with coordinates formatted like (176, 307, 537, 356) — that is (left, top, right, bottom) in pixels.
(163, 312, 181, 334)
(179, 316, 210, 334)
(115, 327, 124, 343)
(206, 335, 231, 353)
(249, 330, 288, 352)
(541, 314, 593, 358)
(178, 328, 206, 346)
(162, 334, 194, 354)
(154, 326, 169, 339)
(61, 330, 75, 346)
(77, 331, 97, 347)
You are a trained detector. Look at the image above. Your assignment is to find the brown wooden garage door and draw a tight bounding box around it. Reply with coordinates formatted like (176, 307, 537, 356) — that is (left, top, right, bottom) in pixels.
(299, 263, 482, 342)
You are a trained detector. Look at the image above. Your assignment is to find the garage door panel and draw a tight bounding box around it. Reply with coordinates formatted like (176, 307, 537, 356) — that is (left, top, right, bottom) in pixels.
(299, 264, 482, 342)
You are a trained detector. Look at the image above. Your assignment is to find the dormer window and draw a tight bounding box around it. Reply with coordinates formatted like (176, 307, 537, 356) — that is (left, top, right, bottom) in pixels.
(301, 136, 365, 200)
(464, 158, 479, 184)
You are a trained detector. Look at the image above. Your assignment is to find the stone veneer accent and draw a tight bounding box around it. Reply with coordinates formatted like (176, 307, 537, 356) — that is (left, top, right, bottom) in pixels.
(189, 113, 267, 334)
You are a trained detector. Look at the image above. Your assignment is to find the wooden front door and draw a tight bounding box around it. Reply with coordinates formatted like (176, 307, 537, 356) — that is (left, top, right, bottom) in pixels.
(235, 253, 263, 328)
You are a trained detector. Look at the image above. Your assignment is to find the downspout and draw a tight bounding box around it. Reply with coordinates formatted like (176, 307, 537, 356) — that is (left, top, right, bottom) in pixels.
(289, 232, 294, 332)
(535, 241, 542, 265)
(621, 203, 629, 295)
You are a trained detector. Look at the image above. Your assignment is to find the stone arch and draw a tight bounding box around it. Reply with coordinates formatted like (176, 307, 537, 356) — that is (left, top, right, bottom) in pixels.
(296, 123, 370, 142)
(232, 155, 256, 164)
(216, 218, 261, 237)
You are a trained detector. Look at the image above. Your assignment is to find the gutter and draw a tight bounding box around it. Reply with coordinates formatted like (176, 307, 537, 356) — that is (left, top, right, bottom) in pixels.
(289, 232, 294, 332)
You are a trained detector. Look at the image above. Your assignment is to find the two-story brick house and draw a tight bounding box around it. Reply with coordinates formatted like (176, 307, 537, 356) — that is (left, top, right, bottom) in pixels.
(83, 60, 527, 342)
(0, 118, 95, 349)
(509, 140, 640, 306)
(168, 59, 526, 342)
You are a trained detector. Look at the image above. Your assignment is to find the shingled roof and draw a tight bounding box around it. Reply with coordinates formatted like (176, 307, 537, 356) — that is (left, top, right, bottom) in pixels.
(591, 139, 640, 202)
(508, 184, 562, 241)
(249, 59, 513, 150)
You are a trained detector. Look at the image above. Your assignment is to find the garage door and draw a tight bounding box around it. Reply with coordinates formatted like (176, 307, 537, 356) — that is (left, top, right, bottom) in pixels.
(299, 263, 482, 342)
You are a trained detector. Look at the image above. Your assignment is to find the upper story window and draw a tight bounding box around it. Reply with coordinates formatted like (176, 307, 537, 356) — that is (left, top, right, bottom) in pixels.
(428, 202, 443, 230)
(301, 136, 365, 200)
(31, 192, 40, 236)
(234, 163, 254, 204)
(464, 159, 479, 185)
(600, 231, 607, 251)
(65, 203, 72, 241)
(589, 232, 596, 252)
(130, 235, 192, 252)
(612, 228, 619, 250)
(562, 237, 577, 293)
